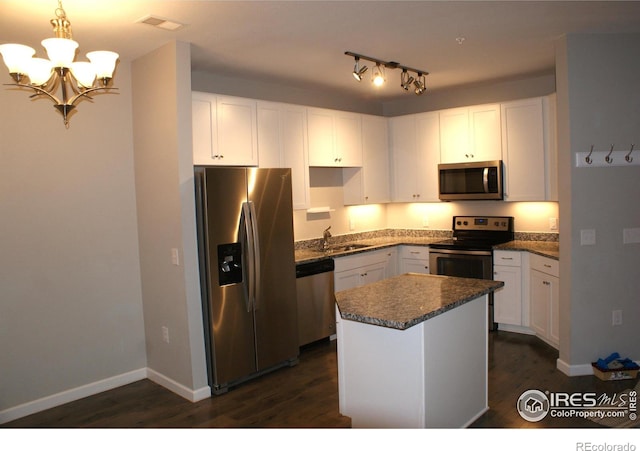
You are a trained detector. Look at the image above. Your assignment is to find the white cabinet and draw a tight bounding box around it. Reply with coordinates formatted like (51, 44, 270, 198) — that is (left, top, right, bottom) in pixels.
(343, 115, 390, 205)
(399, 245, 429, 274)
(257, 101, 310, 210)
(529, 254, 560, 348)
(334, 248, 395, 292)
(192, 92, 258, 166)
(439, 104, 501, 163)
(390, 112, 440, 202)
(492, 251, 523, 326)
(307, 108, 363, 167)
(501, 96, 557, 201)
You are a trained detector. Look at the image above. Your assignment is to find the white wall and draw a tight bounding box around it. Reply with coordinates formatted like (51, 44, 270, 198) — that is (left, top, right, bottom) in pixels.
(556, 33, 640, 369)
(131, 42, 208, 398)
(0, 61, 146, 418)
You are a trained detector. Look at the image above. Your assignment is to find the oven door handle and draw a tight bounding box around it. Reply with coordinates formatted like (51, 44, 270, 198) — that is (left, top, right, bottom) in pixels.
(429, 248, 493, 256)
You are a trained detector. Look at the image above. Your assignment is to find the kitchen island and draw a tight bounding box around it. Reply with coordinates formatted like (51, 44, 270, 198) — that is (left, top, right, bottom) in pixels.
(335, 273, 503, 428)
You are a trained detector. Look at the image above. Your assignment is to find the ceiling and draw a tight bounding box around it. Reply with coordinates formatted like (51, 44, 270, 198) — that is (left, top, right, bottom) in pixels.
(2, 1, 640, 103)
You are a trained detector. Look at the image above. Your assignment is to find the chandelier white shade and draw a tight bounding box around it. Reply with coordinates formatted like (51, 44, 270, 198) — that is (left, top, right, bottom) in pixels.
(0, 1, 119, 127)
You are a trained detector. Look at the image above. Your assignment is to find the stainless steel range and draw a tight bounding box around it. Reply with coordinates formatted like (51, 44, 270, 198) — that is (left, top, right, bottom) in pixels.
(429, 216, 514, 330)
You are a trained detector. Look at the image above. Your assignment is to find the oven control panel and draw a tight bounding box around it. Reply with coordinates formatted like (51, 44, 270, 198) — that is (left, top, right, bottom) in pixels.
(453, 216, 514, 232)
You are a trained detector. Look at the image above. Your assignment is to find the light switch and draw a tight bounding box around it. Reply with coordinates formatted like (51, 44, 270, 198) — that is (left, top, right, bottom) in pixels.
(623, 227, 640, 244)
(580, 229, 596, 246)
(171, 248, 180, 265)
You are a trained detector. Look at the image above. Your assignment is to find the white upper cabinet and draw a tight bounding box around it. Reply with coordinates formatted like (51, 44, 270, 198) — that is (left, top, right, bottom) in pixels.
(343, 115, 390, 205)
(192, 92, 258, 166)
(439, 104, 501, 163)
(501, 95, 558, 202)
(307, 108, 363, 167)
(256, 101, 311, 210)
(390, 112, 440, 202)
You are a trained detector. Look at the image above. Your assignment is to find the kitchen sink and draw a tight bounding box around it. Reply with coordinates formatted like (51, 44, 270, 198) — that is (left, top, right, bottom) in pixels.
(325, 243, 372, 253)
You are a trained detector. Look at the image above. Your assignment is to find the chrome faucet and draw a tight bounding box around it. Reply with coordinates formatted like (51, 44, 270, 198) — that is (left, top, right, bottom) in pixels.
(320, 226, 332, 251)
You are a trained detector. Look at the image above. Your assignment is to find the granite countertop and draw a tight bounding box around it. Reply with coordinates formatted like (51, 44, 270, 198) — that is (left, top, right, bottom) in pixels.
(335, 273, 504, 330)
(295, 236, 559, 263)
(295, 236, 443, 263)
(494, 240, 559, 260)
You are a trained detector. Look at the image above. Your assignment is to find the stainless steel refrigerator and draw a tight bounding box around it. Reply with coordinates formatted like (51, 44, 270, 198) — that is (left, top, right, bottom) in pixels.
(194, 167, 299, 395)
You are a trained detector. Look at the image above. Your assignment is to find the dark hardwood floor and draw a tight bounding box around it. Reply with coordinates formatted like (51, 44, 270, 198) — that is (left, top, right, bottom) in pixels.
(4, 331, 638, 428)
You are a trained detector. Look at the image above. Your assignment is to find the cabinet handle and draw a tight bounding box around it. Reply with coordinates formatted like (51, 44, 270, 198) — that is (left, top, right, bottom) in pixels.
(410, 251, 421, 254)
(544, 264, 552, 268)
(543, 280, 550, 286)
(501, 257, 514, 260)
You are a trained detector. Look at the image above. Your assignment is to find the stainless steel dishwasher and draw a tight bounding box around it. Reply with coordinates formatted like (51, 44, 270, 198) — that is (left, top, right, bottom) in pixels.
(295, 258, 335, 347)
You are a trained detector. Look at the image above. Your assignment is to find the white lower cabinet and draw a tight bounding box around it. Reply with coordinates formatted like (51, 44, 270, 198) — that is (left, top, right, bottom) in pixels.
(492, 251, 523, 326)
(529, 254, 560, 348)
(334, 248, 396, 292)
(399, 245, 429, 274)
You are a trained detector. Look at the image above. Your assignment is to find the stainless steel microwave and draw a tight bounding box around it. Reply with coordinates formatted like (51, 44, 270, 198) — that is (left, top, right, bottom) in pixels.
(438, 160, 503, 201)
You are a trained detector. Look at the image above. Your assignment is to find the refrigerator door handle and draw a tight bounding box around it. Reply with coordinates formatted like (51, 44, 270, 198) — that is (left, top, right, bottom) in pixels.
(247, 201, 262, 310)
(240, 202, 254, 313)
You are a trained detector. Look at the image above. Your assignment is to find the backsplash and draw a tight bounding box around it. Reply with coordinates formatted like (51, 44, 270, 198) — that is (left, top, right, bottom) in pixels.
(294, 228, 558, 250)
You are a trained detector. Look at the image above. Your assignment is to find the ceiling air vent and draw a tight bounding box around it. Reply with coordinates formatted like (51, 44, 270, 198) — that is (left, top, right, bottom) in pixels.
(137, 15, 185, 31)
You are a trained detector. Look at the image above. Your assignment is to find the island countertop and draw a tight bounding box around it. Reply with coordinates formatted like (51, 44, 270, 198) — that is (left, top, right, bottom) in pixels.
(335, 273, 504, 331)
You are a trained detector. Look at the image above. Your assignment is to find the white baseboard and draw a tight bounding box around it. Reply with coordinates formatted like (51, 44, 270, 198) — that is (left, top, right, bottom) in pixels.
(147, 368, 211, 402)
(556, 358, 594, 376)
(0, 368, 211, 425)
(0, 368, 146, 425)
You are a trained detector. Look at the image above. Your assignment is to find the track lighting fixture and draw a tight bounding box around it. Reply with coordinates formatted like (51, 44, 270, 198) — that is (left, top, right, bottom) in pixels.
(371, 63, 385, 87)
(414, 73, 427, 96)
(352, 56, 367, 81)
(345, 51, 429, 96)
(400, 69, 415, 91)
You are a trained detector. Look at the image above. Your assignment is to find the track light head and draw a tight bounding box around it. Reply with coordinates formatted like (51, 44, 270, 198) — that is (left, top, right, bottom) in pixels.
(414, 73, 426, 96)
(401, 69, 415, 91)
(372, 63, 385, 86)
(352, 57, 368, 81)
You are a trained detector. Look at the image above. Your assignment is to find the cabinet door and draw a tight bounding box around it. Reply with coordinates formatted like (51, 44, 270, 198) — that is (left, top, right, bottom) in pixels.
(362, 262, 386, 285)
(402, 259, 430, 274)
(343, 115, 390, 205)
(548, 275, 560, 346)
(469, 104, 501, 161)
(501, 98, 546, 201)
(493, 265, 522, 325)
(307, 108, 335, 166)
(334, 112, 363, 167)
(439, 108, 470, 163)
(257, 102, 310, 210)
(334, 267, 362, 292)
(192, 92, 217, 165)
(281, 106, 310, 210)
(529, 269, 550, 338)
(415, 112, 440, 201)
(390, 115, 419, 202)
(216, 96, 258, 166)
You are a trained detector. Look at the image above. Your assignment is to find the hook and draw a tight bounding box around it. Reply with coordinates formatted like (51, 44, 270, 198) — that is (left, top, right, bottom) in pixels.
(625, 144, 634, 163)
(605, 144, 615, 164)
(585, 145, 594, 164)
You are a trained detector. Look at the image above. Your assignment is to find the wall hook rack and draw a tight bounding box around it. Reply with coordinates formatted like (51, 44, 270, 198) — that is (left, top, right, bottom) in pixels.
(576, 144, 640, 167)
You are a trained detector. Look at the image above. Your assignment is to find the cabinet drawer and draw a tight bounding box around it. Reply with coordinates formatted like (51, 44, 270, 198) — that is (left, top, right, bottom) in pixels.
(400, 245, 429, 260)
(493, 250, 521, 267)
(529, 253, 559, 277)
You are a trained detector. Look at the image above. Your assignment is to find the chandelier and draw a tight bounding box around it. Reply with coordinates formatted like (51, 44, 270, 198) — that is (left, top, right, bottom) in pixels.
(345, 51, 429, 96)
(0, 0, 119, 128)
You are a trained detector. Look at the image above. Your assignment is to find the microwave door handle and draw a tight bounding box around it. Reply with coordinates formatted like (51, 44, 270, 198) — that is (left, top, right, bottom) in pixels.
(483, 167, 489, 193)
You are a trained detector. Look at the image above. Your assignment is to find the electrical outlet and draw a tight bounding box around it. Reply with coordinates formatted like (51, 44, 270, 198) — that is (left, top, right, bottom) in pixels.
(623, 227, 640, 244)
(580, 229, 596, 246)
(549, 217, 558, 231)
(422, 214, 429, 228)
(162, 326, 170, 343)
(171, 248, 180, 266)
(612, 310, 622, 326)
